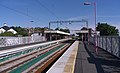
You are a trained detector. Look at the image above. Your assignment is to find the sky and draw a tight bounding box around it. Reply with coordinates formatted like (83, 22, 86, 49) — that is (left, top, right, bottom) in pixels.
(0, 0, 120, 32)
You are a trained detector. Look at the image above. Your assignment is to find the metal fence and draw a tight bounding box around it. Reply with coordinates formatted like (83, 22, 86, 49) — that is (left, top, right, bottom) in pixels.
(0, 36, 46, 47)
(90, 36, 120, 58)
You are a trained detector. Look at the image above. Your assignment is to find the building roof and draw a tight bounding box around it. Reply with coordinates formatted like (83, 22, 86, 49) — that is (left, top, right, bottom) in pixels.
(8, 28, 17, 34)
(1, 26, 10, 31)
(76, 30, 100, 34)
(76, 30, 89, 34)
(45, 30, 70, 36)
(0, 25, 17, 34)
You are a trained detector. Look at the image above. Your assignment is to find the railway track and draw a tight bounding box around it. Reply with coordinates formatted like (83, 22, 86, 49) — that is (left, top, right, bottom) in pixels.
(0, 43, 63, 72)
(32, 43, 71, 73)
(0, 42, 71, 73)
(0, 43, 52, 62)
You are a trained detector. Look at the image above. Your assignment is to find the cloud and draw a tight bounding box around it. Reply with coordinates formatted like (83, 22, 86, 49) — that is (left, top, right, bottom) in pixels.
(98, 16, 120, 18)
(67, 15, 120, 21)
(67, 16, 89, 20)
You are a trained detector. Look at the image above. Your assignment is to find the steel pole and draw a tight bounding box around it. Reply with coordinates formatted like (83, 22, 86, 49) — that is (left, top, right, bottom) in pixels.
(94, 2, 98, 54)
(49, 22, 52, 41)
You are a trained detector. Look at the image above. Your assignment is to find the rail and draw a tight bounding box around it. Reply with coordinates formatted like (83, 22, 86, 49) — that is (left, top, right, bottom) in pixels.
(0, 43, 64, 72)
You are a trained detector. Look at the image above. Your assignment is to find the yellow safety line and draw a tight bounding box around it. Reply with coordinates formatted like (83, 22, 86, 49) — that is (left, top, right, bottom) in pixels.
(63, 41, 79, 73)
(72, 41, 79, 73)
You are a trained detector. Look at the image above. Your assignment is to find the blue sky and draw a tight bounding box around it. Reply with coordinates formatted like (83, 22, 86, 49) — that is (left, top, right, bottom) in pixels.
(0, 0, 120, 31)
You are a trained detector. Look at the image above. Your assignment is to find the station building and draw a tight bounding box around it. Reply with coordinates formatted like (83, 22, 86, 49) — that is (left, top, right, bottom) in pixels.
(76, 28, 100, 41)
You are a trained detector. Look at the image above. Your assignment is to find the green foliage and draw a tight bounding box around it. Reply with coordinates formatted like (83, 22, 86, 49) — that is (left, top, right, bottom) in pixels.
(14, 26, 28, 36)
(0, 32, 14, 36)
(34, 27, 44, 32)
(10, 26, 28, 36)
(59, 28, 70, 33)
(55, 28, 70, 33)
(55, 27, 59, 30)
(96, 23, 119, 36)
(34, 27, 41, 31)
(34, 27, 45, 36)
(81, 27, 88, 30)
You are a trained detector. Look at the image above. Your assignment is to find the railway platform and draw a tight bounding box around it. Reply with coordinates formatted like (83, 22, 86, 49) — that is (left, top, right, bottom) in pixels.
(75, 41, 120, 73)
(47, 40, 79, 73)
(47, 41, 120, 73)
(0, 39, 120, 73)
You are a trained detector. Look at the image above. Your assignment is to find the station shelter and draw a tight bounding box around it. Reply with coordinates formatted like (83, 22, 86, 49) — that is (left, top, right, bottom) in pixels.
(44, 30, 70, 41)
(76, 29, 100, 41)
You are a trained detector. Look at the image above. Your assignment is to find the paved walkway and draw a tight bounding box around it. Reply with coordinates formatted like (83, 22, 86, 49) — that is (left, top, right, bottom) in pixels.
(74, 41, 97, 73)
(74, 41, 120, 73)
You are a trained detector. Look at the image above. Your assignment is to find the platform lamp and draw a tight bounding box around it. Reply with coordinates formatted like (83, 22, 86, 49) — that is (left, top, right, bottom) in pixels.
(84, 2, 98, 54)
(28, 21, 34, 43)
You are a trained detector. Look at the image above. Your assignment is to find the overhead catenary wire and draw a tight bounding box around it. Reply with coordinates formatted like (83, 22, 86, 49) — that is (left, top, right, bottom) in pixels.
(0, 3, 42, 21)
(35, 0, 60, 20)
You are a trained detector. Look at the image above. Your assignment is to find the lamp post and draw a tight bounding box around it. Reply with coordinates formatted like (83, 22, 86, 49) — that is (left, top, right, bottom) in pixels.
(84, 2, 98, 53)
(28, 21, 34, 43)
(49, 22, 52, 41)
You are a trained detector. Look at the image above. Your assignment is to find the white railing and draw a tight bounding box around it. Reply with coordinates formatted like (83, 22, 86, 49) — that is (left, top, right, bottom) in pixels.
(0, 36, 46, 47)
(90, 36, 120, 58)
(0, 38, 71, 57)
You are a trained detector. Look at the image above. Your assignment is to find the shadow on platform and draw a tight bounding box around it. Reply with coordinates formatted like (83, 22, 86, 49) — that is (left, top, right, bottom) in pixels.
(84, 42, 120, 73)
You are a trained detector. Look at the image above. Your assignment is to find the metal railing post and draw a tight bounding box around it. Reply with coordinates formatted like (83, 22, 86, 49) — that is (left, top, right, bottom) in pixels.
(106, 37, 107, 51)
(118, 37, 120, 58)
(102, 37, 103, 49)
(111, 37, 113, 54)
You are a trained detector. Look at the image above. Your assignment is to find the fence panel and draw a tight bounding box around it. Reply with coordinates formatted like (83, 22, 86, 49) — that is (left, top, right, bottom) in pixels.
(90, 36, 120, 58)
(106, 37, 111, 53)
(112, 37, 119, 57)
(0, 36, 46, 48)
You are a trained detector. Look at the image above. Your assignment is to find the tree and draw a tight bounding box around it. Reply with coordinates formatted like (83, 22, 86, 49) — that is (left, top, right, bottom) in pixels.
(55, 28, 70, 33)
(55, 27, 59, 30)
(96, 23, 119, 36)
(13, 26, 28, 36)
(0, 32, 14, 36)
(34, 27, 42, 32)
(81, 27, 88, 30)
(59, 28, 70, 33)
